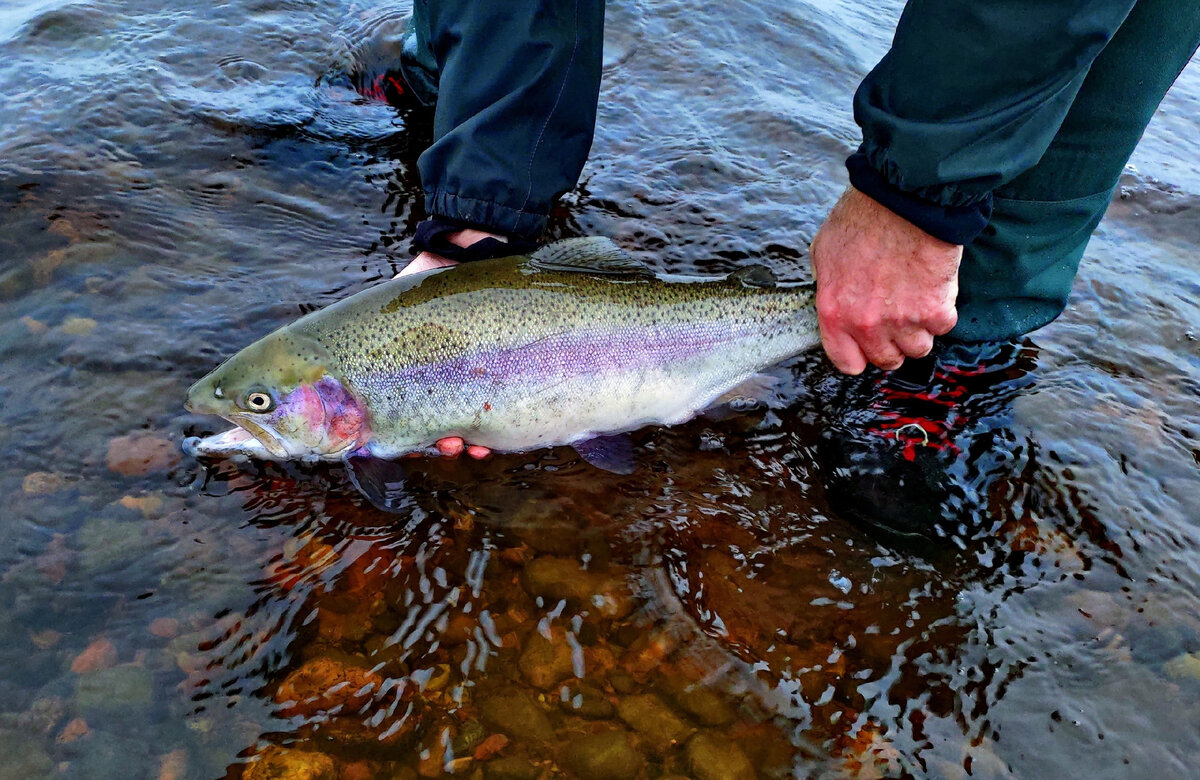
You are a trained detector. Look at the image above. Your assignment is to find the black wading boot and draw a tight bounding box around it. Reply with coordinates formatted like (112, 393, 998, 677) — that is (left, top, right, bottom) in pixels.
(817, 341, 1037, 539)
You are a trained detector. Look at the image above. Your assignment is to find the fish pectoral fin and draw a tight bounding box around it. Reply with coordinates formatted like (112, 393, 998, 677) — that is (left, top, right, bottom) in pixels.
(527, 237, 654, 278)
(702, 373, 781, 418)
(572, 434, 636, 475)
(344, 456, 414, 514)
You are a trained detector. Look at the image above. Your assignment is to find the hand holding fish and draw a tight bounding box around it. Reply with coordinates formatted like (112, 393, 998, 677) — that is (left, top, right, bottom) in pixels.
(810, 187, 961, 374)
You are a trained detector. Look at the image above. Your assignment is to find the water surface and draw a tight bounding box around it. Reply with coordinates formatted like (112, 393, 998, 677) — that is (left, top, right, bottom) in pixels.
(2, 1, 1200, 778)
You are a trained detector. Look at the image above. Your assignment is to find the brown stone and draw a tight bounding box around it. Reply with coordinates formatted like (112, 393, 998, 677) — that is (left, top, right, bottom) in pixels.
(518, 628, 576, 690)
(71, 638, 118, 674)
(243, 746, 336, 780)
(55, 717, 90, 744)
(273, 657, 383, 718)
(23, 471, 64, 494)
(149, 618, 180, 639)
(106, 433, 181, 476)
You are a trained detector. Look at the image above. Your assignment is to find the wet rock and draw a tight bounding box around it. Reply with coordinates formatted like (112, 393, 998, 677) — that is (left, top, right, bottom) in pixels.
(607, 669, 638, 695)
(56, 717, 90, 744)
(479, 692, 554, 744)
(149, 617, 179, 639)
(472, 733, 509, 761)
(105, 432, 181, 476)
(118, 493, 165, 518)
(71, 637, 118, 673)
(35, 533, 73, 584)
(685, 733, 755, 780)
(620, 630, 679, 682)
(156, 748, 188, 780)
(17, 696, 65, 735)
(23, 471, 65, 494)
(452, 719, 488, 756)
(0, 730, 54, 778)
(273, 657, 383, 718)
(559, 684, 615, 720)
(60, 316, 97, 336)
(30, 629, 62, 650)
(74, 664, 153, 716)
(1067, 589, 1126, 629)
(338, 760, 376, 780)
(485, 756, 541, 780)
(243, 746, 336, 780)
(519, 628, 576, 690)
(616, 694, 692, 753)
(1164, 652, 1200, 681)
(20, 315, 48, 335)
(521, 558, 633, 619)
(658, 678, 736, 726)
(77, 513, 147, 573)
(561, 729, 643, 780)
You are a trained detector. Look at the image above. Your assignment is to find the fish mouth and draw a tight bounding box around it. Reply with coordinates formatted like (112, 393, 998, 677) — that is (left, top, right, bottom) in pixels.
(226, 416, 290, 459)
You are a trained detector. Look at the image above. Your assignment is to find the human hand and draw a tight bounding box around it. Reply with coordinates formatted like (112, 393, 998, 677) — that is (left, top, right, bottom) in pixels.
(397, 228, 505, 457)
(810, 187, 961, 374)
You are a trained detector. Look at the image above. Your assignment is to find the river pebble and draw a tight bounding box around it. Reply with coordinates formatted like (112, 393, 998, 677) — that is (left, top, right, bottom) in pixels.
(479, 691, 554, 744)
(615, 693, 693, 753)
(561, 729, 643, 780)
(242, 745, 336, 780)
(105, 433, 181, 476)
(685, 732, 756, 780)
(519, 627, 577, 690)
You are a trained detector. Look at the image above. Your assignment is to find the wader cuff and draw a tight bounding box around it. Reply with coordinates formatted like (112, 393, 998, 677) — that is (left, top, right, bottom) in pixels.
(846, 152, 993, 246)
(410, 217, 539, 262)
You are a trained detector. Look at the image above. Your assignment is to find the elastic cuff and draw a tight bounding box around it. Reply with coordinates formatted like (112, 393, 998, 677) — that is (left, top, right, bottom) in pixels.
(846, 153, 993, 245)
(410, 218, 539, 262)
(424, 190, 548, 242)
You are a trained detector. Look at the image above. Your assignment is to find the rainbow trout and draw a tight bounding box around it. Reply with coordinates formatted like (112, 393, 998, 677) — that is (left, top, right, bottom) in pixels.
(185, 238, 819, 471)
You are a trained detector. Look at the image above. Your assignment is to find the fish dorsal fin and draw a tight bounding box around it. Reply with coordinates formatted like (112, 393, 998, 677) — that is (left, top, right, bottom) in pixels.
(528, 237, 654, 277)
(728, 264, 778, 289)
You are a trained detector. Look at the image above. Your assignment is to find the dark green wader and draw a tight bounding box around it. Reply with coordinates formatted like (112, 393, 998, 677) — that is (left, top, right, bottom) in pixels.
(958, 0, 1200, 340)
(855, 0, 1200, 342)
(394, 0, 605, 242)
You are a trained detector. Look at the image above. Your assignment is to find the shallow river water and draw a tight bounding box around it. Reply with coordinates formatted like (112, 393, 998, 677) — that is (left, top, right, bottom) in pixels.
(2, 1, 1199, 778)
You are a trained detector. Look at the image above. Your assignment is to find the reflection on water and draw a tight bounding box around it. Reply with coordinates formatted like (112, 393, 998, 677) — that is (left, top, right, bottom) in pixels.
(2, 0, 1200, 778)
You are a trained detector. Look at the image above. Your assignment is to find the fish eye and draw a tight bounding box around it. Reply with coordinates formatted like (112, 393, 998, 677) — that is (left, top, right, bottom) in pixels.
(242, 389, 275, 413)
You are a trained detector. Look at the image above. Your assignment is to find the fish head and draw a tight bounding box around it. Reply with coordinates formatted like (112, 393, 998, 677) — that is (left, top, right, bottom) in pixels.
(185, 331, 367, 459)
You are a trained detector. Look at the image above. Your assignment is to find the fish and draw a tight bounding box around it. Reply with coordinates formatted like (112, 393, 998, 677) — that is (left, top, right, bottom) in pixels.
(184, 237, 819, 473)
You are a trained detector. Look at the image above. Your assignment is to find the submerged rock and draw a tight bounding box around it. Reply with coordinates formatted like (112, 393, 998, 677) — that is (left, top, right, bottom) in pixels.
(74, 664, 153, 716)
(518, 628, 577, 690)
(685, 732, 755, 780)
(561, 729, 643, 780)
(616, 693, 692, 753)
(1164, 652, 1200, 681)
(105, 433, 181, 476)
(521, 558, 633, 619)
(70, 637, 118, 674)
(22, 471, 65, 494)
(485, 755, 541, 780)
(559, 683, 615, 720)
(242, 746, 336, 780)
(273, 657, 383, 718)
(0, 730, 55, 778)
(479, 692, 554, 744)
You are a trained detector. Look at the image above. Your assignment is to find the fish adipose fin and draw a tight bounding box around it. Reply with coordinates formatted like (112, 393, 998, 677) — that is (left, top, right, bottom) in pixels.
(728, 264, 778, 288)
(528, 237, 654, 277)
(572, 433, 636, 474)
